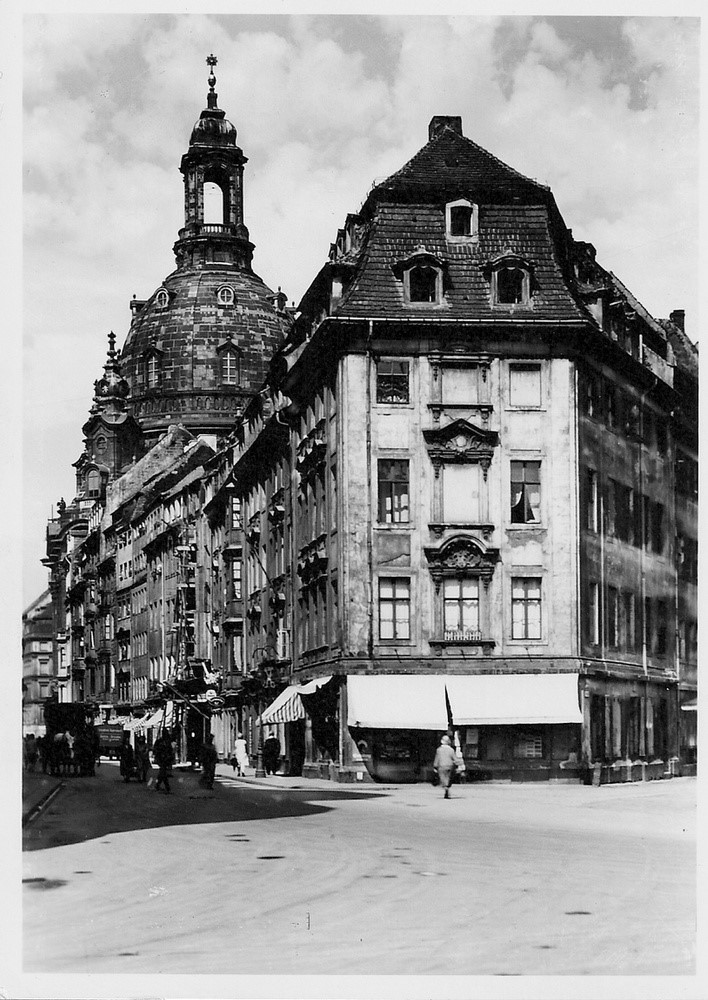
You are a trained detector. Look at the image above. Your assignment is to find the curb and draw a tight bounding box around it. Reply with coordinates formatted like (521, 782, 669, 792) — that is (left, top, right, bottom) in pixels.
(22, 782, 64, 827)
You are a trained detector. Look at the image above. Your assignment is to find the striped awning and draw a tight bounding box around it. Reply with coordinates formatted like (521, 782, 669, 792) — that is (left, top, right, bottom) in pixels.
(131, 702, 174, 731)
(259, 677, 332, 725)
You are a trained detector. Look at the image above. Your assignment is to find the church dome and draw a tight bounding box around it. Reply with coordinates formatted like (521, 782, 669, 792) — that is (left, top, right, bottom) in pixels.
(189, 108, 237, 148)
(118, 56, 289, 445)
(121, 264, 288, 444)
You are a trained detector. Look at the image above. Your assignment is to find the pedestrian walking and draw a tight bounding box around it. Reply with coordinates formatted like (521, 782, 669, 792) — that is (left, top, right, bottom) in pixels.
(134, 735, 151, 783)
(198, 733, 218, 789)
(153, 731, 174, 794)
(119, 734, 136, 782)
(433, 735, 457, 799)
(263, 730, 281, 775)
(231, 732, 249, 776)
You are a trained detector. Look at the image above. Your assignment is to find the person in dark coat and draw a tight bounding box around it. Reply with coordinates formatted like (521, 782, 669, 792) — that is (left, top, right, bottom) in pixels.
(37, 735, 50, 774)
(263, 731, 281, 775)
(24, 735, 39, 772)
(134, 736, 151, 783)
(433, 735, 457, 799)
(153, 732, 174, 794)
(199, 733, 218, 790)
(119, 735, 135, 782)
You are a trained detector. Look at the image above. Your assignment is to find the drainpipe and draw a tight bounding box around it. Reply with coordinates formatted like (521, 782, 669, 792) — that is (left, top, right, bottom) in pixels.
(366, 320, 374, 661)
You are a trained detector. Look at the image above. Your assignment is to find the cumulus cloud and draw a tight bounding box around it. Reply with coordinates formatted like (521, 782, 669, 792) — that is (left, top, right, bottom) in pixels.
(22, 14, 699, 603)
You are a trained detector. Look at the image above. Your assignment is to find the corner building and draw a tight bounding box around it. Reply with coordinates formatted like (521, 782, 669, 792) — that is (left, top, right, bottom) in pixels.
(226, 115, 697, 783)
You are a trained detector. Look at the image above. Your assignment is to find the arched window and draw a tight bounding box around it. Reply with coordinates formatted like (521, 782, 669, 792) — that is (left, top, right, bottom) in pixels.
(86, 469, 101, 498)
(446, 199, 478, 239)
(217, 285, 235, 306)
(408, 265, 439, 303)
(221, 349, 239, 385)
(155, 288, 169, 309)
(203, 182, 224, 224)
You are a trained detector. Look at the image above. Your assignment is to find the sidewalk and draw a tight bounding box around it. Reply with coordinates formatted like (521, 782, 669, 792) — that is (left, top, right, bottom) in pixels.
(213, 761, 391, 793)
(22, 772, 64, 825)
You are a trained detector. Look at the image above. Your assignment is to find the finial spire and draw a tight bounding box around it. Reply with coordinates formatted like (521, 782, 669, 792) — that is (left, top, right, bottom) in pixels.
(206, 53, 218, 110)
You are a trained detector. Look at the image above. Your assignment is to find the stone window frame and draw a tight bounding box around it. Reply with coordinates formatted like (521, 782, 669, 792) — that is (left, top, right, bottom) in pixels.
(143, 347, 163, 390)
(484, 251, 534, 309)
(445, 198, 479, 241)
(216, 284, 236, 307)
(392, 247, 448, 307)
(216, 340, 242, 387)
(154, 287, 170, 310)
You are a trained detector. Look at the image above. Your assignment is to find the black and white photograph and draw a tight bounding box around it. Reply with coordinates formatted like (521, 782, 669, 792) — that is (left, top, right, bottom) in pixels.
(9, 7, 701, 998)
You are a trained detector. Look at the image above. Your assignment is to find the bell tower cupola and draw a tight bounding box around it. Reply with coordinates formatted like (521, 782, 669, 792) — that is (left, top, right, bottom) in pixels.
(174, 54, 254, 271)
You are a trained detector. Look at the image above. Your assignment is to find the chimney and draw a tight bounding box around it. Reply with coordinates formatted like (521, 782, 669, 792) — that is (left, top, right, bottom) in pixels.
(669, 309, 685, 333)
(428, 116, 463, 141)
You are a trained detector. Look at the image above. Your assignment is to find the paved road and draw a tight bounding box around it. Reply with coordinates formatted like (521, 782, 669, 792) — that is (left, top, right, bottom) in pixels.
(22, 763, 695, 976)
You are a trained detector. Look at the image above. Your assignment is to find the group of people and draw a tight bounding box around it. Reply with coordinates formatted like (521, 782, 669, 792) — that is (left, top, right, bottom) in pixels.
(24, 730, 99, 777)
(119, 731, 175, 793)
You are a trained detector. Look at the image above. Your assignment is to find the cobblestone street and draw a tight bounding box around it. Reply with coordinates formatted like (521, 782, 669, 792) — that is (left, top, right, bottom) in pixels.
(21, 763, 695, 981)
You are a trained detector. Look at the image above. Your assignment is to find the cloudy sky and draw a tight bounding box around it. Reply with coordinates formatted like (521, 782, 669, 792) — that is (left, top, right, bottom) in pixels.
(21, 13, 700, 605)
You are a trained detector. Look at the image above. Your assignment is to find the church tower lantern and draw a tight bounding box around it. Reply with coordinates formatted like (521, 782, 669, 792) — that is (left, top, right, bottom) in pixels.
(119, 56, 289, 447)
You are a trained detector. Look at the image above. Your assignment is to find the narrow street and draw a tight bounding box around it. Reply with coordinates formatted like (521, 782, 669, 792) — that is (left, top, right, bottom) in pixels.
(23, 763, 695, 976)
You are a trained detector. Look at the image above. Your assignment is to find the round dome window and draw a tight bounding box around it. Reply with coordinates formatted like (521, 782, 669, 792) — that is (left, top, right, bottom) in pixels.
(217, 285, 235, 306)
(155, 288, 169, 309)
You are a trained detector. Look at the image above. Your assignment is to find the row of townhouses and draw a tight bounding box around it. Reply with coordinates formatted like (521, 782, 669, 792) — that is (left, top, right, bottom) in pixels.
(28, 64, 698, 784)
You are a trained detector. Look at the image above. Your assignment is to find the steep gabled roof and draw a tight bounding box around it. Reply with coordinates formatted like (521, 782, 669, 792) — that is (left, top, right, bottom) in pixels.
(370, 122, 550, 206)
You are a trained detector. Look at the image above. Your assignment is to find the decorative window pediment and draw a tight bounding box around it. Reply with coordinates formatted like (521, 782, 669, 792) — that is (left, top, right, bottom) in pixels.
(423, 418, 499, 478)
(424, 535, 500, 588)
(483, 250, 535, 307)
(392, 246, 448, 305)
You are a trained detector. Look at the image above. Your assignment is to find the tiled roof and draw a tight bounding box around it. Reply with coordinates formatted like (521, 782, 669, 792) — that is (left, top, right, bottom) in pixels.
(335, 202, 586, 322)
(371, 126, 549, 205)
(658, 319, 698, 379)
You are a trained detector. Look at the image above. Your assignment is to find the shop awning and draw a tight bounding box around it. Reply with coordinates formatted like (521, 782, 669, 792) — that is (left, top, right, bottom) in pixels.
(346, 673, 581, 730)
(347, 675, 449, 730)
(445, 673, 582, 725)
(132, 702, 175, 732)
(259, 676, 332, 725)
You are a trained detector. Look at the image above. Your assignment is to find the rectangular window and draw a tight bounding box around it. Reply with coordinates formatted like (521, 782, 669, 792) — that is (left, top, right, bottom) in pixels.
(443, 579, 480, 636)
(584, 373, 601, 418)
(376, 360, 409, 404)
(510, 460, 541, 524)
(230, 494, 242, 530)
(586, 469, 598, 532)
(378, 459, 410, 523)
(605, 384, 616, 430)
(511, 577, 542, 640)
(231, 560, 242, 601)
(607, 586, 619, 648)
(605, 479, 617, 536)
(513, 732, 544, 759)
(623, 592, 635, 652)
(509, 365, 542, 407)
(651, 501, 665, 554)
(644, 597, 653, 655)
(443, 464, 480, 522)
(588, 582, 600, 645)
(379, 578, 411, 640)
(442, 367, 480, 404)
(656, 599, 668, 655)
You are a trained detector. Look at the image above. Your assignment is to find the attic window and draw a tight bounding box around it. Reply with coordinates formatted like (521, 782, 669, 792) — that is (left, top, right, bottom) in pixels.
(155, 288, 169, 309)
(217, 285, 235, 306)
(406, 265, 441, 304)
(487, 254, 533, 307)
(498, 269, 526, 303)
(446, 199, 478, 239)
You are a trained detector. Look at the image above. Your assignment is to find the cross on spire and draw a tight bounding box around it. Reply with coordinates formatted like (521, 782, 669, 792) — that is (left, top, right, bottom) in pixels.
(206, 53, 219, 109)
